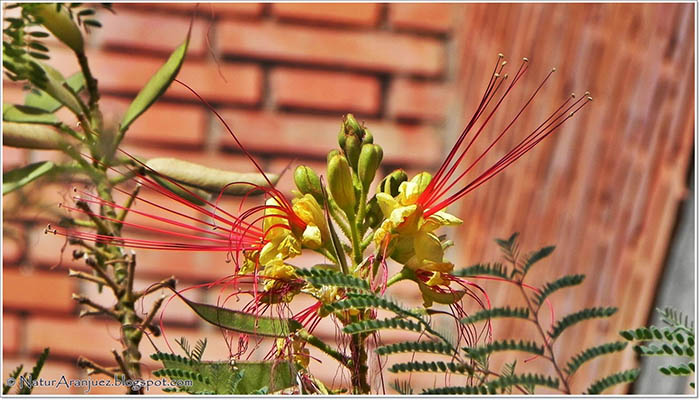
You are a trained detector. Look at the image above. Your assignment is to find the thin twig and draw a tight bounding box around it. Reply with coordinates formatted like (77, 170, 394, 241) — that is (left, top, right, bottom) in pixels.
(68, 269, 107, 286)
(111, 349, 131, 380)
(76, 357, 118, 377)
(72, 293, 120, 320)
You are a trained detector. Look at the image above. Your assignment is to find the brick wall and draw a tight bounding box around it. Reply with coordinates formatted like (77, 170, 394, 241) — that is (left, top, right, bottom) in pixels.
(2, 3, 694, 395)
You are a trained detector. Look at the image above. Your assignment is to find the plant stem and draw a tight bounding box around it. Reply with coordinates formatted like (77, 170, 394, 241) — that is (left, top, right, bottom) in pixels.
(349, 331, 370, 394)
(518, 282, 571, 394)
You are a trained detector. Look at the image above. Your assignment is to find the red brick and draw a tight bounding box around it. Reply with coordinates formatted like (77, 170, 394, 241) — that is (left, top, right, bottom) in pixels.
(3, 313, 20, 353)
(218, 21, 445, 76)
(100, 97, 206, 146)
(47, 48, 262, 105)
(217, 110, 443, 166)
(3, 267, 75, 313)
(96, 10, 206, 56)
(2, 147, 29, 170)
(2, 226, 23, 264)
(389, 3, 454, 33)
(121, 3, 264, 18)
(388, 78, 451, 121)
(271, 68, 380, 114)
(271, 3, 380, 27)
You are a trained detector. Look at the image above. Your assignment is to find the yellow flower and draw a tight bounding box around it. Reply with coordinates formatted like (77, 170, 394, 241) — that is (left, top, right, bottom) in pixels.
(292, 194, 329, 249)
(372, 172, 462, 274)
(262, 258, 297, 292)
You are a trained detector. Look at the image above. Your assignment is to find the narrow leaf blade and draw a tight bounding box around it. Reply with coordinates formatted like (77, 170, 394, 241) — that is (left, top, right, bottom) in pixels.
(3, 161, 55, 195)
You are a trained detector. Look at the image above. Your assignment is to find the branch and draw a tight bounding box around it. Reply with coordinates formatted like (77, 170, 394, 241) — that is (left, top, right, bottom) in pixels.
(76, 356, 118, 377)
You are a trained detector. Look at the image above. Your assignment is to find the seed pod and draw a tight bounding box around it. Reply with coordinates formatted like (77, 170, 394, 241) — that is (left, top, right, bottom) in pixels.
(29, 4, 84, 54)
(327, 153, 356, 214)
(358, 143, 383, 191)
(145, 158, 279, 196)
(379, 169, 408, 197)
(3, 122, 65, 150)
(293, 165, 324, 204)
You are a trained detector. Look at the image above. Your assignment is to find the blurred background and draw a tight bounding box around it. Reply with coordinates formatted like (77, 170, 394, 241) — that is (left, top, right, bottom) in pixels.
(2, 2, 695, 394)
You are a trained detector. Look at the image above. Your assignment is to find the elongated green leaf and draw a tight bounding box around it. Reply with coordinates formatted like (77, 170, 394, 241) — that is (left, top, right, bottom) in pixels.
(145, 158, 279, 196)
(25, 71, 85, 112)
(461, 306, 530, 325)
(3, 121, 66, 149)
(3, 103, 59, 125)
(586, 369, 639, 394)
(565, 341, 627, 375)
(549, 307, 617, 339)
(151, 352, 296, 394)
(3, 161, 55, 195)
(120, 29, 190, 133)
(173, 291, 301, 337)
(36, 62, 83, 115)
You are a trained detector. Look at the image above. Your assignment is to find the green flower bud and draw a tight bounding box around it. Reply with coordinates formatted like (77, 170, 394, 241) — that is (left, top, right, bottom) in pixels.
(337, 122, 347, 149)
(327, 149, 341, 164)
(327, 153, 356, 214)
(379, 169, 408, 197)
(362, 128, 373, 144)
(365, 196, 383, 229)
(29, 4, 84, 54)
(358, 144, 383, 191)
(343, 113, 363, 137)
(293, 165, 324, 204)
(344, 134, 362, 170)
(3, 122, 66, 150)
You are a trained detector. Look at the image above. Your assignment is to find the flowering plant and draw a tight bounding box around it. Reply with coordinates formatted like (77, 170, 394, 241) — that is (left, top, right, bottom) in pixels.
(3, 3, 646, 395)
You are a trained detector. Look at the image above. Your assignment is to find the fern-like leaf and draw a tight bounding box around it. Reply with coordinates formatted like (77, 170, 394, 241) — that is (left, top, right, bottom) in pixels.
(495, 232, 520, 263)
(423, 385, 488, 395)
(461, 306, 529, 325)
(18, 347, 50, 395)
(376, 341, 455, 356)
(390, 379, 414, 395)
(565, 341, 627, 375)
(486, 373, 560, 393)
(549, 307, 617, 339)
(659, 307, 693, 332)
(343, 318, 423, 335)
(500, 360, 517, 394)
(453, 262, 511, 280)
(191, 338, 207, 362)
(659, 362, 694, 376)
(534, 274, 585, 306)
(295, 268, 369, 291)
(388, 361, 474, 376)
(520, 245, 555, 276)
(586, 369, 640, 394)
(464, 340, 544, 359)
(3, 364, 23, 395)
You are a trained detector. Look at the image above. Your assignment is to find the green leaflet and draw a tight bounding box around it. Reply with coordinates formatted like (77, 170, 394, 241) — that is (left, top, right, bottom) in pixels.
(461, 306, 530, 325)
(151, 352, 296, 394)
(549, 307, 617, 339)
(534, 274, 585, 305)
(120, 27, 190, 134)
(453, 262, 512, 280)
(389, 360, 474, 376)
(586, 369, 640, 394)
(464, 339, 544, 359)
(343, 318, 423, 335)
(565, 341, 627, 375)
(3, 103, 59, 125)
(173, 291, 302, 337)
(295, 268, 369, 291)
(376, 340, 455, 356)
(521, 245, 555, 276)
(3, 161, 55, 195)
(25, 71, 85, 112)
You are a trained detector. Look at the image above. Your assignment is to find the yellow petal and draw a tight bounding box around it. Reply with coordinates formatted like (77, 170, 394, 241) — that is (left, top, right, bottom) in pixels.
(301, 224, 323, 249)
(422, 211, 463, 232)
(414, 232, 444, 263)
(375, 192, 398, 218)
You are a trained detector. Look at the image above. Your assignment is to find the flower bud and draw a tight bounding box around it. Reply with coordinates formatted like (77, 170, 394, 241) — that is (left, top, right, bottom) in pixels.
(358, 144, 383, 191)
(362, 128, 373, 144)
(379, 169, 408, 197)
(337, 122, 346, 149)
(343, 113, 363, 137)
(327, 153, 356, 214)
(29, 4, 84, 54)
(293, 165, 323, 204)
(365, 196, 383, 229)
(344, 134, 362, 170)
